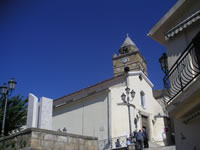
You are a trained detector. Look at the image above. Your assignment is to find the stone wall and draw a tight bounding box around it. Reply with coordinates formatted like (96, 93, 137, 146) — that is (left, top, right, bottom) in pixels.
(0, 128, 98, 150)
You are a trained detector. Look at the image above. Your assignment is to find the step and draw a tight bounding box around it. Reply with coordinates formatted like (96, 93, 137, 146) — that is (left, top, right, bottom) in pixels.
(147, 146, 176, 150)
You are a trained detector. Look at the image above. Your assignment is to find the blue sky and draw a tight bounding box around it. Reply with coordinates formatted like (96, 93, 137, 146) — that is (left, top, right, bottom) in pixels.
(0, 0, 177, 99)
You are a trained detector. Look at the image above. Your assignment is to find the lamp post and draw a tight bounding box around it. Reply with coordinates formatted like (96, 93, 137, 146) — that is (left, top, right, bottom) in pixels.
(159, 53, 168, 74)
(121, 87, 135, 136)
(0, 78, 17, 136)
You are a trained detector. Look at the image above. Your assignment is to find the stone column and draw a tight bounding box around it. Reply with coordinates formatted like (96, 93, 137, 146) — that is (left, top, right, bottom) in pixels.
(38, 97, 53, 130)
(26, 93, 38, 128)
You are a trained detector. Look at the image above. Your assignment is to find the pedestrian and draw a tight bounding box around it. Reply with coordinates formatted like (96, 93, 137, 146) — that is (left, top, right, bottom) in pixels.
(132, 131, 137, 143)
(135, 129, 144, 150)
(127, 137, 131, 145)
(115, 138, 121, 148)
(126, 137, 131, 150)
(142, 127, 149, 148)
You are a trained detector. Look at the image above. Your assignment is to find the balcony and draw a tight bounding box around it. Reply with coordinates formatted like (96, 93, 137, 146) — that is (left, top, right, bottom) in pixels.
(163, 32, 200, 105)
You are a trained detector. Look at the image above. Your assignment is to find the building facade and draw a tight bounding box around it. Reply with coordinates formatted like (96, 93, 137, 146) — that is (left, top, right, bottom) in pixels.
(52, 35, 167, 149)
(149, 0, 200, 150)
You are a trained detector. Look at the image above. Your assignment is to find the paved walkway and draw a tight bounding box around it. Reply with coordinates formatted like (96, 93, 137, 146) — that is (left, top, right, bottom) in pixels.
(146, 146, 176, 150)
(127, 144, 176, 150)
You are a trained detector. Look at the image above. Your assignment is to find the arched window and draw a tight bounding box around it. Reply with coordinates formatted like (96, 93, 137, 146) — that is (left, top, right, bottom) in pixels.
(140, 91, 146, 108)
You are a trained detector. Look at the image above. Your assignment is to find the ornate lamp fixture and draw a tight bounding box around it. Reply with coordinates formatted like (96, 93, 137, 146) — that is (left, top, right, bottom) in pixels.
(159, 53, 168, 74)
(121, 87, 136, 135)
(0, 78, 17, 136)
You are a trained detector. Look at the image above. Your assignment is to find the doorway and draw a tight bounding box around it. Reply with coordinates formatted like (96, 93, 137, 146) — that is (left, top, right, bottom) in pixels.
(141, 115, 149, 135)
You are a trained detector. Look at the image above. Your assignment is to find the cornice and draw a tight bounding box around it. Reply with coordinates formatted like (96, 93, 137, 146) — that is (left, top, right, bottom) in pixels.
(128, 71, 154, 88)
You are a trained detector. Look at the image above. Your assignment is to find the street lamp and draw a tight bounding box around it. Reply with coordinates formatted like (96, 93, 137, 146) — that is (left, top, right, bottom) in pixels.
(159, 53, 168, 74)
(0, 78, 17, 136)
(121, 87, 135, 136)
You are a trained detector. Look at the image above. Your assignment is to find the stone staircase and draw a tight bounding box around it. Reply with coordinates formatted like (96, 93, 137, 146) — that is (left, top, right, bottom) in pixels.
(149, 141, 160, 147)
(112, 142, 176, 150)
(110, 137, 176, 150)
(146, 146, 176, 150)
(127, 144, 176, 150)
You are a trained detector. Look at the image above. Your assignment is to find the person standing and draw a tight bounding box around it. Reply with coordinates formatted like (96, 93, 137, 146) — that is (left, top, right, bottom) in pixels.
(136, 130, 144, 150)
(142, 127, 149, 148)
(115, 139, 121, 148)
(126, 137, 131, 150)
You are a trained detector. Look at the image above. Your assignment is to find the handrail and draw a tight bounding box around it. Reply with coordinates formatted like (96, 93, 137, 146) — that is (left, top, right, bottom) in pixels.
(163, 32, 200, 104)
(98, 135, 128, 150)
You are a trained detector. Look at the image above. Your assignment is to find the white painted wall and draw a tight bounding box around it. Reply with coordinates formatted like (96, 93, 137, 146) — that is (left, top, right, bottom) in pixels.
(174, 119, 200, 150)
(109, 72, 165, 145)
(166, 0, 200, 70)
(52, 72, 166, 145)
(26, 94, 53, 130)
(166, 21, 200, 70)
(166, 24, 200, 147)
(165, 3, 200, 150)
(53, 91, 109, 140)
(27, 93, 38, 128)
(38, 97, 53, 130)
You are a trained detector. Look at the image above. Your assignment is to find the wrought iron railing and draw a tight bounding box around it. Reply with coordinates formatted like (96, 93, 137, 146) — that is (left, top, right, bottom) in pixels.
(111, 135, 128, 149)
(163, 32, 200, 104)
(98, 135, 128, 150)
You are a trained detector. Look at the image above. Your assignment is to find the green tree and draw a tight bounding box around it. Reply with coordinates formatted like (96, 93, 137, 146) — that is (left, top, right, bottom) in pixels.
(0, 95, 28, 136)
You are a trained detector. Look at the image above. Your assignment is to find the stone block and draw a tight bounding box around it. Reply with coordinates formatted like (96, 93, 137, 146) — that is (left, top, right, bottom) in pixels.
(74, 137, 81, 145)
(32, 132, 39, 139)
(31, 139, 40, 148)
(65, 143, 74, 150)
(67, 136, 74, 144)
(0, 128, 98, 150)
(79, 138, 84, 144)
(21, 135, 31, 148)
(79, 144, 85, 150)
(40, 140, 54, 149)
(86, 140, 92, 146)
(74, 144, 80, 150)
(57, 135, 68, 142)
(54, 141, 66, 150)
(27, 93, 38, 128)
(43, 133, 54, 141)
(21, 147, 32, 150)
(38, 97, 53, 130)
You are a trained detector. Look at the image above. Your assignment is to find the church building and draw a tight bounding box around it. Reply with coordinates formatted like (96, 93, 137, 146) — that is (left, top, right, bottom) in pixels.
(52, 35, 166, 149)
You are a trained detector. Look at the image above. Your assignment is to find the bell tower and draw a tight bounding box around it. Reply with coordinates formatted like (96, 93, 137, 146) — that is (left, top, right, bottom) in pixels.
(113, 34, 148, 76)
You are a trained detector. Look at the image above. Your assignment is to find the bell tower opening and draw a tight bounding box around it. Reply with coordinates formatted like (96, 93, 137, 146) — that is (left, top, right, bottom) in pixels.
(112, 34, 148, 76)
(124, 66, 130, 73)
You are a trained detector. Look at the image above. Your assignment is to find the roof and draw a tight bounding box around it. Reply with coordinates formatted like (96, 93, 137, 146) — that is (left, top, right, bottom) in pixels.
(121, 34, 136, 48)
(148, 0, 195, 45)
(53, 74, 126, 108)
(153, 89, 168, 99)
(53, 71, 154, 109)
(165, 9, 200, 40)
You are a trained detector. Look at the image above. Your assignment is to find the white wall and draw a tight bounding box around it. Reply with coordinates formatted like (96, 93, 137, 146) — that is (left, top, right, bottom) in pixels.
(52, 72, 166, 145)
(165, 0, 200, 73)
(174, 119, 200, 150)
(53, 91, 109, 140)
(110, 72, 165, 145)
(109, 81, 130, 137)
(165, 4, 200, 149)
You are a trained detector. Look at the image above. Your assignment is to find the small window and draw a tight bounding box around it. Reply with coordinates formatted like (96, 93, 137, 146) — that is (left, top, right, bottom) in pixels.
(140, 91, 146, 108)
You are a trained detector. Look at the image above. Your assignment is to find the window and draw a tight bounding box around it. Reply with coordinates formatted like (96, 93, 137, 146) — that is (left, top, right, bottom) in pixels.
(140, 91, 146, 108)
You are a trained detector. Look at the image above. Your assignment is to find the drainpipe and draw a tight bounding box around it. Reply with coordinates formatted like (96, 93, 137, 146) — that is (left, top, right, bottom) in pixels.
(125, 72, 130, 87)
(107, 89, 112, 149)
